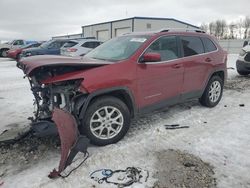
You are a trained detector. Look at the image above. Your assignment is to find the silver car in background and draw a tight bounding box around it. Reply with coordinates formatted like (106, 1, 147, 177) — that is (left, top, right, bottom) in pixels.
(236, 44, 250, 75)
(60, 38, 102, 56)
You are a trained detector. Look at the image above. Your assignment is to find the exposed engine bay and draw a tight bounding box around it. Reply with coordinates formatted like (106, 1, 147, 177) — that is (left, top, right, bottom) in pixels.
(17, 55, 110, 124)
(13, 55, 111, 177)
(29, 75, 83, 122)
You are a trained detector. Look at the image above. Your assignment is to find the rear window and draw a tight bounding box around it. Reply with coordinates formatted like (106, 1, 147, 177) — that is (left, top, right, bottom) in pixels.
(82, 41, 101, 48)
(201, 37, 217, 52)
(180, 36, 204, 57)
(63, 41, 78, 48)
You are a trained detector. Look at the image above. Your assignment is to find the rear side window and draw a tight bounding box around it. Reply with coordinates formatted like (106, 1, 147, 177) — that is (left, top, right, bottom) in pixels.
(201, 37, 217, 52)
(180, 36, 204, 57)
(82, 42, 101, 48)
(59, 41, 68, 47)
(63, 41, 78, 48)
(145, 36, 180, 61)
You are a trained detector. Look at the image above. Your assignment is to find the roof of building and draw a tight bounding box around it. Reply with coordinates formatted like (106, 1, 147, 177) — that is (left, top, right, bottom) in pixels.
(52, 33, 83, 39)
(81, 16, 199, 29)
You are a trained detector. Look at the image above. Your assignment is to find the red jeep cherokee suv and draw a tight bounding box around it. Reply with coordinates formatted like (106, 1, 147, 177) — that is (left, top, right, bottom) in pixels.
(19, 29, 227, 146)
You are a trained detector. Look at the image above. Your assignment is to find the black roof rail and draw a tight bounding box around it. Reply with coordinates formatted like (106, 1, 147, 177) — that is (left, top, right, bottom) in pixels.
(159, 28, 205, 33)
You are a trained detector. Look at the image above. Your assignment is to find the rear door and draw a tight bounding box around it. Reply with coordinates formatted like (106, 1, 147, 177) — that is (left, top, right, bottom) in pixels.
(137, 35, 184, 109)
(179, 36, 210, 98)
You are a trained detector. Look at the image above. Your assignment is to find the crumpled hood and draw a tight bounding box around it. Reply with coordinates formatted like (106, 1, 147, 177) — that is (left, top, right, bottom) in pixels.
(19, 55, 113, 75)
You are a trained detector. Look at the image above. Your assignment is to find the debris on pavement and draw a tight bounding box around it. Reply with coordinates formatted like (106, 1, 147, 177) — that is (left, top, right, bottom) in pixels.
(165, 124, 190, 130)
(90, 167, 149, 187)
(0, 126, 31, 146)
(239, 104, 245, 107)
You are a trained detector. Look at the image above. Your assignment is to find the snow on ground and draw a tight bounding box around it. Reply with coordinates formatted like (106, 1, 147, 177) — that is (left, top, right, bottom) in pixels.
(0, 58, 33, 134)
(1, 54, 250, 188)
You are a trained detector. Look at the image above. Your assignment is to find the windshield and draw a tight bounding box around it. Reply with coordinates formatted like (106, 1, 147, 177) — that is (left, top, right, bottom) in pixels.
(85, 35, 150, 61)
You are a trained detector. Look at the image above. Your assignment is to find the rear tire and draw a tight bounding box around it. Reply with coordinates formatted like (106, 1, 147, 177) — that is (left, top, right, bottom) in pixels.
(80, 96, 131, 146)
(199, 75, 223, 107)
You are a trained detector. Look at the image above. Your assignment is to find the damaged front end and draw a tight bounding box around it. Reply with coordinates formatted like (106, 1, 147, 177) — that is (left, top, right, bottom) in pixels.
(29, 75, 84, 130)
(16, 55, 110, 177)
(18, 55, 110, 134)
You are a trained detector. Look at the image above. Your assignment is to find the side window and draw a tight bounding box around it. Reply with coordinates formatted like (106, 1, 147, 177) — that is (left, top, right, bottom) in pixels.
(59, 41, 67, 47)
(49, 41, 64, 49)
(145, 36, 179, 61)
(48, 42, 57, 49)
(201, 37, 217, 53)
(92, 42, 101, 48)
(82, 42, 102, 48)
(13, 40, 24, 45)
(82, 42, 93, 48)
(180, 36, 204, 57)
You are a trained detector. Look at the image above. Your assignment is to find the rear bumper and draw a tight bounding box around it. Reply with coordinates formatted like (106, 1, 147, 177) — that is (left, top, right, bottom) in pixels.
(236, 60, 250, 72)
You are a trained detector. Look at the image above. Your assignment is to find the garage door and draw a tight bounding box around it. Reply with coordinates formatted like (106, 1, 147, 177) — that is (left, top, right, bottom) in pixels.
(115, 27, 131, 37)
(96, 30, 109, 41)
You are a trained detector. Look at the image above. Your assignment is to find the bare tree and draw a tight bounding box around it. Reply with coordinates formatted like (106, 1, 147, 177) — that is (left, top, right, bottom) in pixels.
(209, 22, 216, 35)
(200, 23, 208, 32)
(243, 16, 250, 39)
(214, 20, 227, 39)
(215, 20, 222, 38)
(229, 23, 236, 39)
(221, 20, 227, 38)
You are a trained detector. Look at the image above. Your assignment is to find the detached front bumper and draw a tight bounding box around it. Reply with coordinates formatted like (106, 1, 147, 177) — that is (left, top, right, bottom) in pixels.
(236, 60, 250, 73)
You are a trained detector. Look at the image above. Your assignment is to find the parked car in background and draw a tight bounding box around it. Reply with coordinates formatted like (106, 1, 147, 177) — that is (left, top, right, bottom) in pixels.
(236, 45, 250, 75)
(0, 39, 37, 57)
(7, 42, 42, 60)
(21, 39, 69, 58)
(18, 29, 227, 146)
(60, 38, 102, 56)
(243, 40, 250, 47)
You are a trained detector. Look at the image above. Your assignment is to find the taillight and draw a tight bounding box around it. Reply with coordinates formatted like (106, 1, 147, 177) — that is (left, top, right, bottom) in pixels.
(67, 48, 77, 52)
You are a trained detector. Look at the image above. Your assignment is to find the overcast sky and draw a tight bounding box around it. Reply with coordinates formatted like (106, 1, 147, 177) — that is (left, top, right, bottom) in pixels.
(0, 0, 249, 41)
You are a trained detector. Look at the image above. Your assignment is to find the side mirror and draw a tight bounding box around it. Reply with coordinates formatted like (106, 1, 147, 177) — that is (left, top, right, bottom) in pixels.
(140, 52, 161, 63)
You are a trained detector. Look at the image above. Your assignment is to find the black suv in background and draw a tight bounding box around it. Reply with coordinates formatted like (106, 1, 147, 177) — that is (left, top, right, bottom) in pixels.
(21, 39, 69, 58)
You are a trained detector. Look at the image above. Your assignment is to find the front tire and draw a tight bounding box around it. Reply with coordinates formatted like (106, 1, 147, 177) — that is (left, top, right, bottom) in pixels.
(199, 75, 223, 107)
(0, 49, 8, 57)
(80, 96, 131, 146)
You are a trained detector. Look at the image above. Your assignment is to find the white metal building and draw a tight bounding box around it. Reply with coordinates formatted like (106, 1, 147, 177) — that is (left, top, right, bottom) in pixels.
(82, 17, 199, 41)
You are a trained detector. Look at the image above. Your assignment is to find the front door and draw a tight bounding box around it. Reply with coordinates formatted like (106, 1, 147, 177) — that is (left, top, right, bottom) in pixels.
(136, 35, 184, 110)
